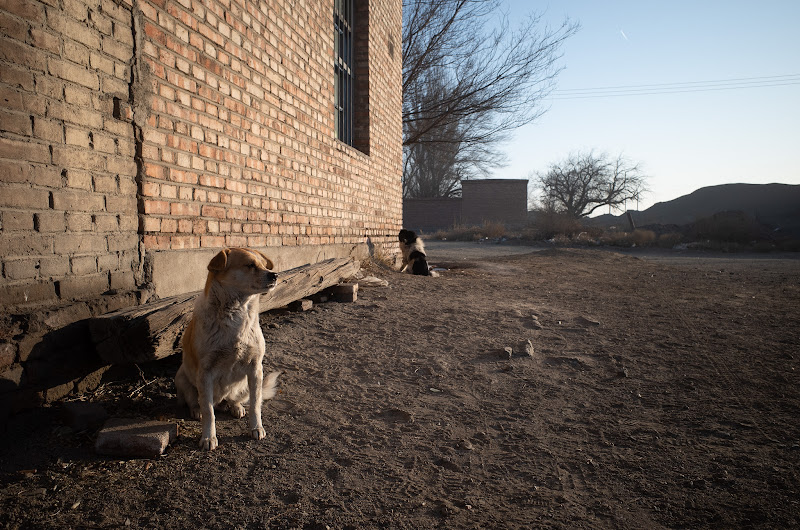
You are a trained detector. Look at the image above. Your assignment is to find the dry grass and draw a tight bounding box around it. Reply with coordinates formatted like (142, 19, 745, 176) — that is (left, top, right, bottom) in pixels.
(598, 229, 656, 247)
(524, 212, 584, 240)
(427, 211, 798, 253)
(363, 242, 399, 271)
(481, 221, 506, 239)
(657, 232, 685, 249)
(430, 221, 506, 241)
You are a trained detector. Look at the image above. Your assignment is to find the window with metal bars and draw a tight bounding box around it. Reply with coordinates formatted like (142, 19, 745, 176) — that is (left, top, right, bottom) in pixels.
(334, 0, 354, 146)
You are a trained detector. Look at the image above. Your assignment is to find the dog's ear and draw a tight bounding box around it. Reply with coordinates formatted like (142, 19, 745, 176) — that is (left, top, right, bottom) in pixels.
(208, 248, 230, 271)
(253, 250, 275, 270)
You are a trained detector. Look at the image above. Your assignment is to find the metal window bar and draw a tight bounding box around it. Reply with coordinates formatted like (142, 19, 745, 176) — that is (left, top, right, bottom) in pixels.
(334, 0, 353, 145)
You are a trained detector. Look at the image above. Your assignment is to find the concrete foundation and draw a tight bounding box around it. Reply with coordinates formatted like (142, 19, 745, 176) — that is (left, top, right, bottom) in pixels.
(148, 243, 370, 299)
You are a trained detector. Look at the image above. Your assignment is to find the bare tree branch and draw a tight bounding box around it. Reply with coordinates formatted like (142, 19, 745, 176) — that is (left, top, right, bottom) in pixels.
(402, 0, 579, 198)
(534, 152, 649, 218)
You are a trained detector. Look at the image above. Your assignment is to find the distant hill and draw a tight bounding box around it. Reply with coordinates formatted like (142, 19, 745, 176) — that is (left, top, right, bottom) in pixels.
(589, 183, 800, 236)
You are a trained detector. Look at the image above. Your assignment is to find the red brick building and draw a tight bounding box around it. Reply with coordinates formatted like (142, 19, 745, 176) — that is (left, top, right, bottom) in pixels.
(0, 0, 402, 405)
(1, 0, 402, 304)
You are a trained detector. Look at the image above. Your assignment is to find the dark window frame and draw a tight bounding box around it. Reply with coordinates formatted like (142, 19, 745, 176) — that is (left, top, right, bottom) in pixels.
(334, 0, 354, 146)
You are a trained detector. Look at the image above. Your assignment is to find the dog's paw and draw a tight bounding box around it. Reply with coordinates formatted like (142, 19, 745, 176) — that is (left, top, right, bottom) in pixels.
(229, 403, 246, 418)
(199, 435, 218, 451)
(251, 426, 266, 440)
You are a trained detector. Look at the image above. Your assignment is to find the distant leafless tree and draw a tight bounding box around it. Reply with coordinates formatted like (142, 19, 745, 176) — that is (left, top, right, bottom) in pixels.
(534, 152, 648, 218)
(402, 0, 578, 198)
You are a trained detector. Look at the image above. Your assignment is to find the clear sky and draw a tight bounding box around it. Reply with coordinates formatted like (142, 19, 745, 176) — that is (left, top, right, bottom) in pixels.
(498, 1, 800, 212)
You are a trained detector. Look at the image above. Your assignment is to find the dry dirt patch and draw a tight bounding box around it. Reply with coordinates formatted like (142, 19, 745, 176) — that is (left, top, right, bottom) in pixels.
(1, 247, 798, 529)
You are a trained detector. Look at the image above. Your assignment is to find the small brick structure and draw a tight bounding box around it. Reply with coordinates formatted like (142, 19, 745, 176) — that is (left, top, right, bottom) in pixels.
(0, 0, 402, 414)
(403, 179, 529, 233)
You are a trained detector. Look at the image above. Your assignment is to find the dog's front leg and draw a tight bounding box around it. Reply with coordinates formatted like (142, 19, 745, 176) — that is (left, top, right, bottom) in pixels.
(247, 362, 266, 440)
(198, 374, 218, 450)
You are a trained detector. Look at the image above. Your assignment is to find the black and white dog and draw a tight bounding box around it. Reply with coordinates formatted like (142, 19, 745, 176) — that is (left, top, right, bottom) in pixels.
(398, 229, 436, 276)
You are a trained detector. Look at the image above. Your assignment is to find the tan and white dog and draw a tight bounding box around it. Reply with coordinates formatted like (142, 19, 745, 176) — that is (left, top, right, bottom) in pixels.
(175, 247, 281, 450)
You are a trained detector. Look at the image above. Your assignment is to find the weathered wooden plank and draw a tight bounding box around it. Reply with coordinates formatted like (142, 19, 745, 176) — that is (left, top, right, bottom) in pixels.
(89, 258, 359, 364)
(255, 257, 359, 309)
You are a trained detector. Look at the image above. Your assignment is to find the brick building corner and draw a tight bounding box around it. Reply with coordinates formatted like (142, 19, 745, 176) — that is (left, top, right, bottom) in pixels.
(0, 0, 403, 412)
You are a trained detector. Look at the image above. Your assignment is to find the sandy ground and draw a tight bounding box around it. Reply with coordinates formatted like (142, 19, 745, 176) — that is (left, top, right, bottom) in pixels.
(1, 242, 799, 529)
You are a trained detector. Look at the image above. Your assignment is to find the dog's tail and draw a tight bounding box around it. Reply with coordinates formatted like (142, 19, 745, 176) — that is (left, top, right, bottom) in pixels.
(262, 371, 281, 401)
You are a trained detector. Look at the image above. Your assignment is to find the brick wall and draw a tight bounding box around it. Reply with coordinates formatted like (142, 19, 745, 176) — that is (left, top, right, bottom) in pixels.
(134, 0, 402, 254)
(461, 179, 528, 228)
(1, 0, 402, 309)
(0, 0, 403, 410)
(0, 0, 141, 309)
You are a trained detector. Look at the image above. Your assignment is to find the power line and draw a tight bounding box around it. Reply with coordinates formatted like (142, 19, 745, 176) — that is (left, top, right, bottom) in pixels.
(555, 73, 800, 92)
(549, 74, 800, 99)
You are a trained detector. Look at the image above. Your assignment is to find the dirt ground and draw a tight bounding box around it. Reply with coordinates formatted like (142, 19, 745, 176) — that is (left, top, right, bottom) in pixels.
(1, 242, 799, 529)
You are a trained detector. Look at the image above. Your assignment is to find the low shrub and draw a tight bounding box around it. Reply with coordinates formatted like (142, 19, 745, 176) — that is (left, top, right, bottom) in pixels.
(526, 211, 584, 240)
(481, 221, 506, 239)
(657, 232, 685, 249)
(630, 229, 657, 246)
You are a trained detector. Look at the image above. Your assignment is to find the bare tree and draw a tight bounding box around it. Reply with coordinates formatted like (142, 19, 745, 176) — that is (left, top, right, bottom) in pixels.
(402, 66, 506, 197)
(402, 0, 578, 198)
(534, 152, 648, 218)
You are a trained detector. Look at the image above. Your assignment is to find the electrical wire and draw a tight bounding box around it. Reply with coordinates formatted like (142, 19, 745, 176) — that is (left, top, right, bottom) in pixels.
(548, 74, 800, 99)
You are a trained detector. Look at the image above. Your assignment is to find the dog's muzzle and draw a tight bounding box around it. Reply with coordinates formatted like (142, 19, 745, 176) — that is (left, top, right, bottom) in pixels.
(263, 272, 278, 290)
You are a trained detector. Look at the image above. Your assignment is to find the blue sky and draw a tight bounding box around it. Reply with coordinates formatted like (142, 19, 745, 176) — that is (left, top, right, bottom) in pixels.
(498, 1, 800, 212)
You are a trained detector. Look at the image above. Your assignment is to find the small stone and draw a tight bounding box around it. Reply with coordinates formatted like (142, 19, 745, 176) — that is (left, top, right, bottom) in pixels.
(577, 316, 601, 327)
(359, 276, 389, 287)
(522, 339, 534, 357)
(457, 439, 474, 451)
(288, 299, 313, 312)
(503, 347, 513, 359)
(380, 408, 413, 423)
(0, 342, 16, 371)
(438, 500, 460, 517)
